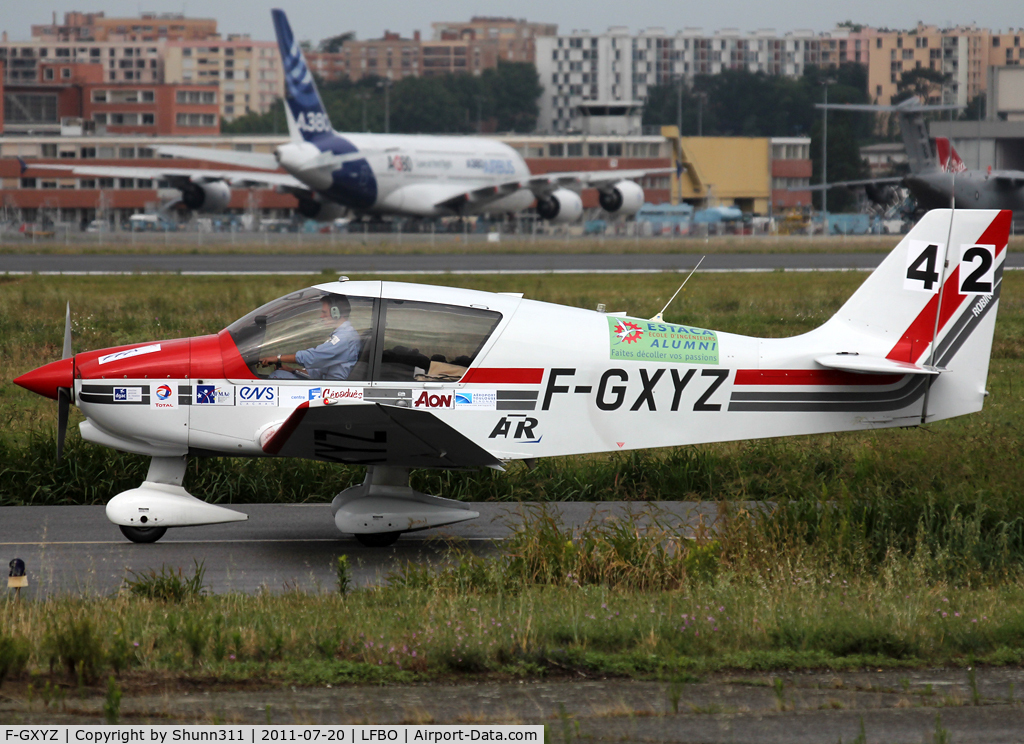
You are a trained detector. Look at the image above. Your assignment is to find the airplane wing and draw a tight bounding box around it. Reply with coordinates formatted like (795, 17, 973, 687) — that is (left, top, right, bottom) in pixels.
(989, 170, 1024, 188)
(262, 401, 502, 469)
(21, 162, 305, 189)
(528, 167, 676, 195)
(156, 144, 282, 171)
(797, 176, 905, 192)
(434, 167, 675, 213)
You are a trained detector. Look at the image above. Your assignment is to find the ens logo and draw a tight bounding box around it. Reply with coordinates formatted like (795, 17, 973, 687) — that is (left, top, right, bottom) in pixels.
(413, 391, 453, 409)
(238, 385, 276, 406)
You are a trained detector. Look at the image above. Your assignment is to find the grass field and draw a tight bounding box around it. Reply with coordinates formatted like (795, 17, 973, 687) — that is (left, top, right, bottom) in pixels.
(2, 267, 1024, 692)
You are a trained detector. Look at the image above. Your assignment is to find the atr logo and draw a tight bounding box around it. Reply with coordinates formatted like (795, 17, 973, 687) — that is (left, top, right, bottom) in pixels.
(238, 385, 277, 406)
(414, 391, 453, 409)
(195, 384, 234, 406)
(151, 384, 178, 410)
(113, 387, 142, 403)
(614, 320, 644, 344)
(488, 415, 541, 443)
(387, 155, 413, 172)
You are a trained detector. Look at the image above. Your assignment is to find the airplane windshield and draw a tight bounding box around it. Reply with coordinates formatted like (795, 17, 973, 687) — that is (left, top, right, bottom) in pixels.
(227, 288, 376, 381)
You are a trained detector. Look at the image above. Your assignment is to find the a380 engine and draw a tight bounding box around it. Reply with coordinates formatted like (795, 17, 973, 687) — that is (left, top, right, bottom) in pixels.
(296, 198, 348, 222)
(598, 180, 645, 217)
(180, 180, 232, 213)
(536, 188, 584, 224)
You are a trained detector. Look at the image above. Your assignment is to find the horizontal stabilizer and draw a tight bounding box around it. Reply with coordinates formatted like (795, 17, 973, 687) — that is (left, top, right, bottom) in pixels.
(815, 353, 943, 376)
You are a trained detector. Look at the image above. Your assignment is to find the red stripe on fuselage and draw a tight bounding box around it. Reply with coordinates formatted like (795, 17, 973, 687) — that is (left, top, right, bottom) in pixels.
(886, 210, 1010, 363)
(734, 369, 903, 386)
(461, 368, 544, 384)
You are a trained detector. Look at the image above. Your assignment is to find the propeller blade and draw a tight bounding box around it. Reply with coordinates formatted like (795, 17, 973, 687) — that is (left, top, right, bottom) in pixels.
(57, 387, 70, 461)
(62, 302, 72, 360)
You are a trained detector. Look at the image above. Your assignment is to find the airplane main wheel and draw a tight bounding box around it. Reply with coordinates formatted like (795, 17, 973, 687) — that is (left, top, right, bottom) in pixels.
(119, 525, 168, 544)
(354, 531, 401, 548)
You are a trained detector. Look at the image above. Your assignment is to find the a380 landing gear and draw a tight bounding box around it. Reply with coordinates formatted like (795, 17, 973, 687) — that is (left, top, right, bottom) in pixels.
(333, 466, 480, 547)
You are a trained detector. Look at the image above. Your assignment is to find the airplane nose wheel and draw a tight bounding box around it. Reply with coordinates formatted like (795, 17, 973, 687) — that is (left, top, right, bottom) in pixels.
(354, 531, 401, 548)
(118, 525, 168, 543)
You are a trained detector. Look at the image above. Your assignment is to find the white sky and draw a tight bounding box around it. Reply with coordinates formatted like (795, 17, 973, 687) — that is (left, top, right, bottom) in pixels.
(1, 0, 1022, 45)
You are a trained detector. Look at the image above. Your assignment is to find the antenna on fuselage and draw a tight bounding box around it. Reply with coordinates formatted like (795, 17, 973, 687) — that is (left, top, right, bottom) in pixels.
(651, 255, 705, 323)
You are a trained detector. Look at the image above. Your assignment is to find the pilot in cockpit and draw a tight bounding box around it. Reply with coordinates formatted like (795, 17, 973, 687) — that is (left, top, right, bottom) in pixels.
(259, 293, 361, 380)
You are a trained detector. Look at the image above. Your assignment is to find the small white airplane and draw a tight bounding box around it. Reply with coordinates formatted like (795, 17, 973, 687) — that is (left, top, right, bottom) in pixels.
(22, 9, 670, 224)
(15, 209, 1007, 545)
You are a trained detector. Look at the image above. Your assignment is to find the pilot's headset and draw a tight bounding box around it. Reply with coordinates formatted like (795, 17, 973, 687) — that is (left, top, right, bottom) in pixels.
(321, 293, 351, 321)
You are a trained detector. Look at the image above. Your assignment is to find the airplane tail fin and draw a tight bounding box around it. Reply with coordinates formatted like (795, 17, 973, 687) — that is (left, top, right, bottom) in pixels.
(895, 104, 937, 173)
(812, 208, 1008, 424)
(935, 137, 967, 173)
(271, 9, 334, 142)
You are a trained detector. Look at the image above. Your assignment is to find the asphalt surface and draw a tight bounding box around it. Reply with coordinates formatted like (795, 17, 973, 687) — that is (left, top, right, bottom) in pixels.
(0, 252, 902, 274)
(4, 668, 1024, 740)
(0, 502, 727, 597)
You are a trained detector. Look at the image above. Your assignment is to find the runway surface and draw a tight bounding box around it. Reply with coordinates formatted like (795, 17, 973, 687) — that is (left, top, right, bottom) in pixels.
(0, 502, 727, 597)
(0, 251, 904, 274)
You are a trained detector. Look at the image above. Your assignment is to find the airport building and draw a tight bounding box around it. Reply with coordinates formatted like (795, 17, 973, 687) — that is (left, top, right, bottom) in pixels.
(0, 129, 809, 225)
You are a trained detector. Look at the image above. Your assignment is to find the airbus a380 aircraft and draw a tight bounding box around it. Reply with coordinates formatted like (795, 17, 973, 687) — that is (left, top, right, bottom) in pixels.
(25, 9, 670, 224)
(15, 209, 1008, 546)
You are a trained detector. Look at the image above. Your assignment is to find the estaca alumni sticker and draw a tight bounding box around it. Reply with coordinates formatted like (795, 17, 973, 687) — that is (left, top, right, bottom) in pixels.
(607, 316, 719, 365)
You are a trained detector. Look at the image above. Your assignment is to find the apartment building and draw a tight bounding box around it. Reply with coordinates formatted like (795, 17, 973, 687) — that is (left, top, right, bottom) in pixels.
(536, 26, 856, 133)
(31, 11, 217, 43)
(430, 17, 557, 63)
(163, 37, 282, 120)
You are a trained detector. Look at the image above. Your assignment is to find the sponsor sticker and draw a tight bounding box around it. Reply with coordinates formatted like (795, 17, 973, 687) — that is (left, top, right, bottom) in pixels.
(280, 388, 310, 408)
(150, 383, 178, 409)
(98, 344, 161, 365)
(320, 387, 364, 404)
(195, 384, 234, 406)
(454, 390, 498, 410)
(607, 317, 719, 365)
(237, 384, 278, 407)
(113, 386, 143, 403)
(413, 391, 454, 409)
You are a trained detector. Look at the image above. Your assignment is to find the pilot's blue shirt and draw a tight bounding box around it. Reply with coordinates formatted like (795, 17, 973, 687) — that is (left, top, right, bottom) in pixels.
(295, 320, 361, 380)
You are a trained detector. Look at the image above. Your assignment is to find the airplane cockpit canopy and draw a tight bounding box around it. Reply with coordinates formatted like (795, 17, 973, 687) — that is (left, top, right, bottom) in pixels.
(226, 287, 502, 382)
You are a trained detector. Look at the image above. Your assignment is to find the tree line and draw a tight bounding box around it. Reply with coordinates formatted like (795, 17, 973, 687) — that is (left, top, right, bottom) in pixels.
(222, 61, 543, 136)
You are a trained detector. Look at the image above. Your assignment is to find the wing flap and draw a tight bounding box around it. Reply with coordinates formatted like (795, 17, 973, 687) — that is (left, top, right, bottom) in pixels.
(263, 401, 501, 468)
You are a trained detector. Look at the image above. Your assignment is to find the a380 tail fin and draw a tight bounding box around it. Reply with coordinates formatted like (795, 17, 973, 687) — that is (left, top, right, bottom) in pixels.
(813, 209, 1009, 423)
(271, 9, 334, 142)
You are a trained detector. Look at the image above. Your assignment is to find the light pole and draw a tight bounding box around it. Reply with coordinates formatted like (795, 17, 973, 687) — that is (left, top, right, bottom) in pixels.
(820, 77, 836, 215)
(360, 91, 369, 132)
(696, 91, 707, 137)
(676, 75, 683, 134)
(377, 80, 391, 133)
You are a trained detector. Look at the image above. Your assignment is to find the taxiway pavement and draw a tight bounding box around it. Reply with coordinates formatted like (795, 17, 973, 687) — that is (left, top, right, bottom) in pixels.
(0, 502, 727, 597)
(0, 252, 902, 274)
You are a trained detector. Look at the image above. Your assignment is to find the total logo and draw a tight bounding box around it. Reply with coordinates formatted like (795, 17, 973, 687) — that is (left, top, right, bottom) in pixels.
(413, 391, 453, 409)
(195, 384, 234, 406)
(151, 384, 178, 410)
